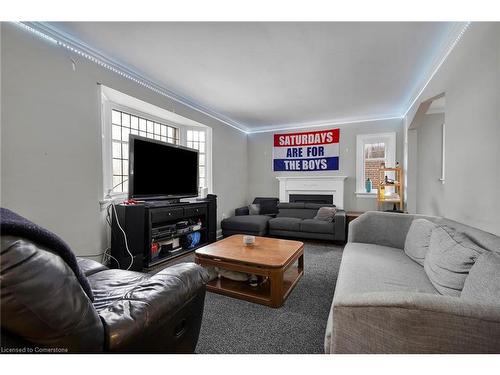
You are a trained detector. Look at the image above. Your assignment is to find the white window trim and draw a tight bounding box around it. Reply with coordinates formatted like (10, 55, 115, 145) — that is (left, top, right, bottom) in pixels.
(439, 123, 446, 184)
(179, 126, 213, 194)
(355, 132, 396, 198)
(100, 85, 213, 201)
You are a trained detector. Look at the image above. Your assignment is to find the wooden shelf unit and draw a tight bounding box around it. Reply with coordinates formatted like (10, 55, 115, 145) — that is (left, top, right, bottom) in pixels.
(377, 166, 404, 211)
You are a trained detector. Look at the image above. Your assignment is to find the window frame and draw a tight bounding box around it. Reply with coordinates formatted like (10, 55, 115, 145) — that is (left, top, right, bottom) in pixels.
(101, 92, 212, 200)
(355, 132, 396, 197)
(179, 126, 213, 195)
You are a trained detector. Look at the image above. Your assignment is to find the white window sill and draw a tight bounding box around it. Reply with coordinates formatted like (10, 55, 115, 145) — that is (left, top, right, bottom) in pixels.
(99, 193, 127, 210)
(355, 191, 377, 199)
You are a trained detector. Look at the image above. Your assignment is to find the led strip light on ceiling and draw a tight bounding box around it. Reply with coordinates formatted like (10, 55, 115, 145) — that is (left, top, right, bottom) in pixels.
(248, 115, 403, 134)
(14, 21, 250, 134)
(14, 21, 471, 134)
(402, 22, 471, 118)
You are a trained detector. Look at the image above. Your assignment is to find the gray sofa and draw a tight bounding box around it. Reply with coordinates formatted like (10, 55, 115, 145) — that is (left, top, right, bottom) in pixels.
(325, 211, 500, 354)
(221, 201, 346, 242)
(221, 197, 279, 237)
(221, 215, 271, 237)
(269, 203, 345, 242)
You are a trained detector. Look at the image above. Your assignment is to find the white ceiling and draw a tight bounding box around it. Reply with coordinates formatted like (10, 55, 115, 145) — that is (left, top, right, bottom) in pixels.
(47, 22, 463, 132)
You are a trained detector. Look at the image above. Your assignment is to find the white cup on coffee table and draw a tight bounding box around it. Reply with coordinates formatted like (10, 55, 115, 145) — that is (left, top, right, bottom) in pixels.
(243, 235, 255, 246)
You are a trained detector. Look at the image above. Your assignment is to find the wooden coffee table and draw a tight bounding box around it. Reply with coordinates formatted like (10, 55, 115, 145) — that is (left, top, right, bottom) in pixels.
(195, 235, 304, 308)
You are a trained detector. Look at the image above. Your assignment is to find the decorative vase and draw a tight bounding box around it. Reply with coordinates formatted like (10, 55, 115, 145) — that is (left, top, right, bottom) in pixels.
(365, 178, 372, 193)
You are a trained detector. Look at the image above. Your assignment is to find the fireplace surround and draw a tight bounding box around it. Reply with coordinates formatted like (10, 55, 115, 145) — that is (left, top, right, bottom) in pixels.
(276, 176, 347, 209)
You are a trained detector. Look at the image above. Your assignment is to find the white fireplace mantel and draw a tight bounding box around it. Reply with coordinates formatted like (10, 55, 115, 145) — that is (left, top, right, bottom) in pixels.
(276, 176, 348, 209)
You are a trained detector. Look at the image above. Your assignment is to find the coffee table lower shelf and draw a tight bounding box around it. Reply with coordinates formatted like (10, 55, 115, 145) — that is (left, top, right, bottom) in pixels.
(205, 265, 303, 307)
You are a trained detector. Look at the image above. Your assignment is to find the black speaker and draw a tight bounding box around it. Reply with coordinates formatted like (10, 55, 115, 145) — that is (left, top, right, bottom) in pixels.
(206, 194, 217, 243)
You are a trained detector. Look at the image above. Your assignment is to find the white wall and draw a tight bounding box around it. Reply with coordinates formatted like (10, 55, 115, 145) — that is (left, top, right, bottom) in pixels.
(406, 128, 418, 214)
(247, 118, 404, 212)
(415, 113, 445, 216)
(3, 20, 498, 255)
(405, 22, 500, 235)
(0, 23, 248, 259)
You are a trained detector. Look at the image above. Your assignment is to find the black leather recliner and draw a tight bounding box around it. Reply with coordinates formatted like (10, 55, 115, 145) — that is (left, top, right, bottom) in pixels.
(0, 235, 208, 353)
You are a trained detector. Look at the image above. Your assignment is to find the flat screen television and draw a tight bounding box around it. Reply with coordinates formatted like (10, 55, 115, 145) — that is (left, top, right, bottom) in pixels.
(128, 135, 198, 200)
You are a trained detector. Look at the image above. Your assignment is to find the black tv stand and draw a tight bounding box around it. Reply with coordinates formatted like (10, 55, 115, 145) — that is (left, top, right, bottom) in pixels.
(110, 196, 217, 270)
(144, 199, 181, 207)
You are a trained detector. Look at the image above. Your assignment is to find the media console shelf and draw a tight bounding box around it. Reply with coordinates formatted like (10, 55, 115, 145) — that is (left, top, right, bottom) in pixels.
(110, 196, 217, 270)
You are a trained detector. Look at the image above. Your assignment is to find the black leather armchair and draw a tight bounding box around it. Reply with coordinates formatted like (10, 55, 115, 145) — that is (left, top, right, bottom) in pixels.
(0, 235, 208, 353)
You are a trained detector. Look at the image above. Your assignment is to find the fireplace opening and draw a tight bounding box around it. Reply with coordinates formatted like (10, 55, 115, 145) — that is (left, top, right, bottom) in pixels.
(289, 194, 333, 205)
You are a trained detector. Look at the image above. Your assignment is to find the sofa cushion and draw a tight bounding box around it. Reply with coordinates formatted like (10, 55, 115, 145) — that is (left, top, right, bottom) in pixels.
(221, 215, 271, 233)
(268, 217, 302, 231)
(304, 203, 335, 209)
(335, 242, 438, 298)
(300, 219, 334, 234)
(314, 207, 337, 222)
(88, 269, 150, 311)
(404, 219, 437, 266)
(424, 226, 484, 297)
(277, 203, 318, 219)
(277, 202, 304, 209)
(93, 263, 208, 352)
(461, 252, 500, 304)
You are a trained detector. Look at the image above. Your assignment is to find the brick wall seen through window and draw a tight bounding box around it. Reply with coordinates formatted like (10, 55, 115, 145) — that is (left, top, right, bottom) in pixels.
(364, 142, 386, 188)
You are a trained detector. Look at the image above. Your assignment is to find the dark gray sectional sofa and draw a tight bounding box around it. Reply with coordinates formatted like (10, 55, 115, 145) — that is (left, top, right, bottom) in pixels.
(221, 201, 346, 242)
(221, 215, 271, 237)
(269, 203, 345, 241)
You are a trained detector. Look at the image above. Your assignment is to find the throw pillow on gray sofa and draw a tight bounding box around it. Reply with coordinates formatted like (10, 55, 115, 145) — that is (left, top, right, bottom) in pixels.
(314, 207, 337, 222)
(404, 219, 436, 266)
(424, 226, 484, 296)
(248, 204, 261, 215)
(461, 251, 500, 304)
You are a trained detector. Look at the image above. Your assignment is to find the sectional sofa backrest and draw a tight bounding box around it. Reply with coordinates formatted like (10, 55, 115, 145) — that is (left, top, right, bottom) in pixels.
(277, 202, 336, 219)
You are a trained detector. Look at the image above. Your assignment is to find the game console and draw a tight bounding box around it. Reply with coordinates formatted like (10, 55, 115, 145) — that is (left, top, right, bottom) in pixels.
(151, 223, 177, 239)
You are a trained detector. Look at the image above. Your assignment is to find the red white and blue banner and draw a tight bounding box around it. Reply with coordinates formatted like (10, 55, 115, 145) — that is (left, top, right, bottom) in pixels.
(273, 129, 340, 171)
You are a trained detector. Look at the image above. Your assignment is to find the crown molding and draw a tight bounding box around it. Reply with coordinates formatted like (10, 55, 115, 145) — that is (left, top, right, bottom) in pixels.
(13, 21, 470, 135)
(15, 22, 250, 134)
(247, 114, 402, 134)
(402, 22, 471, 118)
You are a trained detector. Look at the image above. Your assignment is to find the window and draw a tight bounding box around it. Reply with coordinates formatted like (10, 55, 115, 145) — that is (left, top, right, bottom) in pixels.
(363, 142, 386, 189)
(101, 85, 212, 201)
(110, 109, 179, 193)
(356, 133, 396, 196)
(186, 129, 207, 190)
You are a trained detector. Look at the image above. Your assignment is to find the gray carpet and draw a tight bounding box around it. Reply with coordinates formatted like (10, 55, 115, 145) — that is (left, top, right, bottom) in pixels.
(194, 241, 344, 354)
